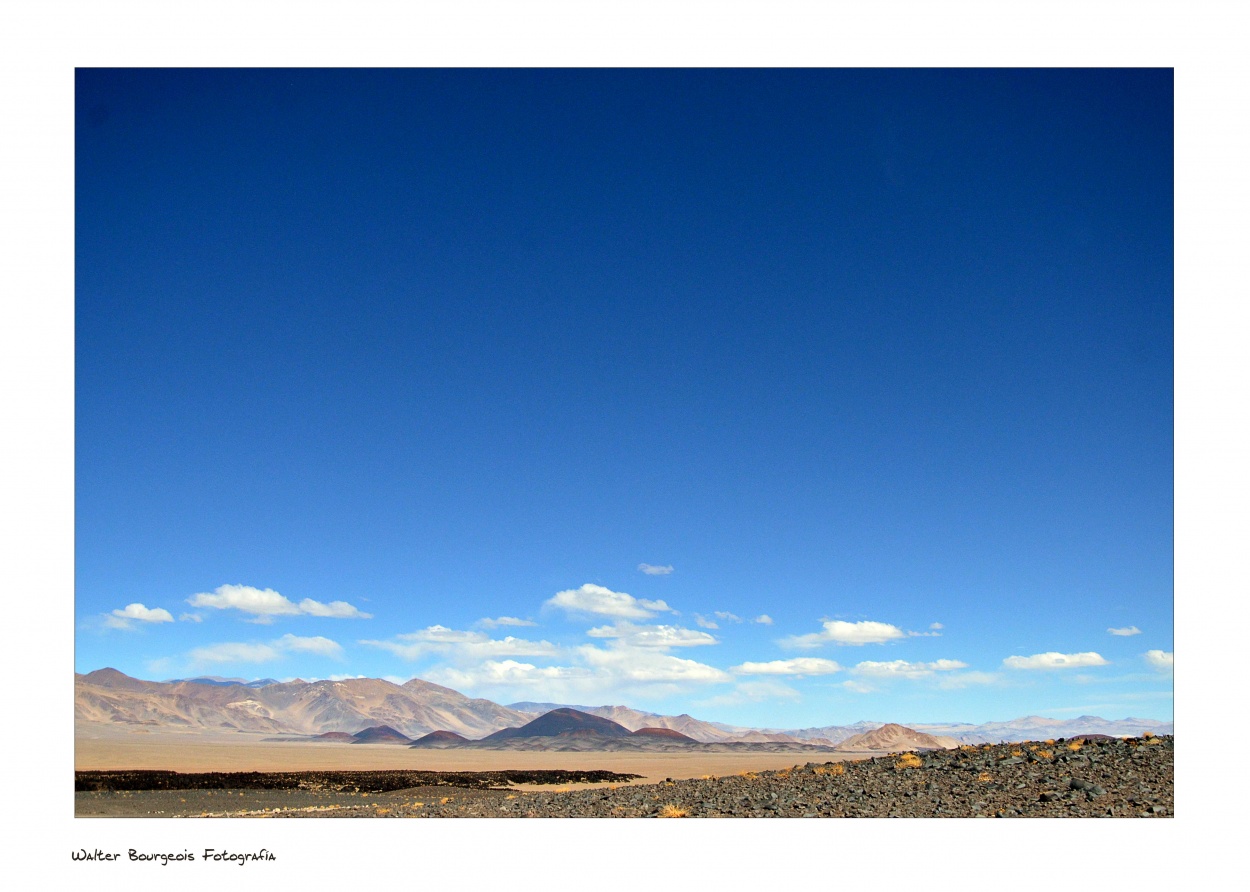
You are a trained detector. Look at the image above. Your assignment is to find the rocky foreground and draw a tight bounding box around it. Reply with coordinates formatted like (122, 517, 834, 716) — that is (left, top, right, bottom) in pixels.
(78, 734, 1172, 818)
(386, 734, 1174, 818)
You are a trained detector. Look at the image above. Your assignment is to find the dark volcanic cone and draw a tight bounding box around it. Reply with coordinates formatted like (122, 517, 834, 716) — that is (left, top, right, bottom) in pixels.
(351, 725, 413, 744)
(632, 727, 697, 743)
(484, 708, 633, 741)
(410, 730, 470, 748)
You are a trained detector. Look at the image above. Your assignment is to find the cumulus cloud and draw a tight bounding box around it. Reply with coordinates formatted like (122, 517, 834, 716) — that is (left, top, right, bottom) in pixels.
(1108, 626, 1142, 636)
(186, 584, 371, 622)
(714, 612, 742, 623)
(841, 680, 875, 694)
(104, 603, 174, 629)
(638, 563, 674, 575)
(1002, 652, 1109, 670)
(188, 633, 347, 665)
(851, 659, 968, 679)
(731, 658, 843, 677)
(179, 612, 203, 623)
(781, 620, 908, 648)
(694, 614, 719, 629)
(929, 622, 944, 630)
(360, 625, 560, 661)
(1144, 650, 1174, 671)
(752, 615, 774, 625)
(478, 616, 538, 629)
(585, 622, 717, 648)
(275, 634, 344, 659)
(545, 583, 672, 619)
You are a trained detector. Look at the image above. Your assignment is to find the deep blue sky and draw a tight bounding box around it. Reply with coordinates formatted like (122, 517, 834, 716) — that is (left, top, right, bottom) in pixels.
(75, 69, 1173, 726)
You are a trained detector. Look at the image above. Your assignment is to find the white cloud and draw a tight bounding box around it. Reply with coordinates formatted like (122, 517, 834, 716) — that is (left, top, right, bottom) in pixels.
(186, 584, 371, 621)
(714, 611, 742, 623)
(852, 659, 968, 679)
(781, 619, 908, 648)
(179, 612, 203, 623)
(111, 603, 174, 624)
(188, 633, 347, 665)
(638, 563, 674, 575)
(297, 598, 371, 619)
(360, 625, 560, 661)
(545, 583, 672, 619)
(1143, 650, 1174, 671)
(1108, 626, 1142, 636)
(275, 634, 344, 659)
(430, 660, 594, 689)
(693, 614, 719, 629)
(752, 614, 774, 625)
(929, 622, 944, 630)
(585, 622, 717, 648)
(841, 680, 875, 694)
(731, 658, 843, 676)
(478, 616, 537, 628)
(189, 642, 281, 664)
(576, 643, 731, 684)
(1002, 651, 1110, 670)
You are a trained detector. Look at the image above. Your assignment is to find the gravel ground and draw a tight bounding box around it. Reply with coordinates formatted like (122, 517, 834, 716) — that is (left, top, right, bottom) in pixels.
(77, 735, 1172, 818)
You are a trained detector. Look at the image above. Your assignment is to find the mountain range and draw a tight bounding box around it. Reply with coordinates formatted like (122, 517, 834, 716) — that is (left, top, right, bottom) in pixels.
(76, 668, 1172, 745)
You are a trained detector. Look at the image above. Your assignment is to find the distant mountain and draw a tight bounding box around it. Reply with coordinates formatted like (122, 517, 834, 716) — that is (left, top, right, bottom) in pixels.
(164, 676, 281, 688)
(77, 668, 1172, 745)
(75, 668, 534, 738)
(835, 723, 958, 752)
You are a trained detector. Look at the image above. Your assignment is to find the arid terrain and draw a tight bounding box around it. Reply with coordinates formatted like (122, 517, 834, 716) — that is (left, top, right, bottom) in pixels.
(75, 669, 1173, 818)
(76, 733, 1172, 818)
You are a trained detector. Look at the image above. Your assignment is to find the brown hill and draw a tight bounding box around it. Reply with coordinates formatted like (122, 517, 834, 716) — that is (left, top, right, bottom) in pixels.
(836, 723, 958, 752)
(632, 727, 697, 742)
(410, 730, 471, 748)
(312, 731, 355, 741)
(351, 725, 413, 744)
(484, 708, 633, 741)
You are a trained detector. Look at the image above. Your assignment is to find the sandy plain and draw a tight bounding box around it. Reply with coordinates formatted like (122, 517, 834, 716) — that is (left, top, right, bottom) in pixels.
(75, 722, 865, 786)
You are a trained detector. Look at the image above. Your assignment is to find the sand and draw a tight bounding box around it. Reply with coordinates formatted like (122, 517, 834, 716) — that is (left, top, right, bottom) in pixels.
(75, 722, 866, 785)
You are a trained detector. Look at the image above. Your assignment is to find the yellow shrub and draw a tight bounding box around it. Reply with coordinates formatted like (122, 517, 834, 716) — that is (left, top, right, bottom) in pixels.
(1036, 750, 1053, 760)
(659, 804, 689, 818)
(813, 763, 845, 776)
(1067, 741, 1083, 752)
(1146, 736, 1163, 745)
(895, 752, 923, 770)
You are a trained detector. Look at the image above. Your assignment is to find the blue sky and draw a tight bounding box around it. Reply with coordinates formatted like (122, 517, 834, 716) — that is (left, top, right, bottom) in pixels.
(74, 69, 1173, 727)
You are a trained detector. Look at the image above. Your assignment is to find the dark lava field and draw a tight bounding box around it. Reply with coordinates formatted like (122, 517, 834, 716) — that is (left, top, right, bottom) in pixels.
(75, 735, 1172, 818)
